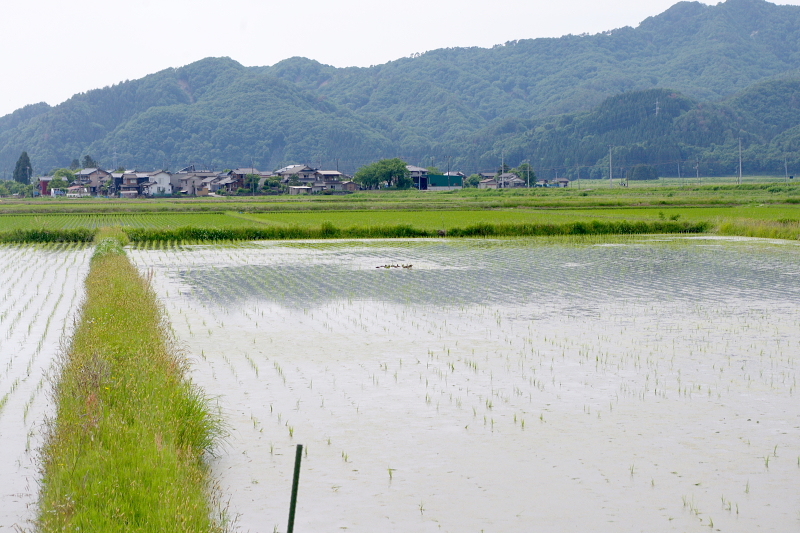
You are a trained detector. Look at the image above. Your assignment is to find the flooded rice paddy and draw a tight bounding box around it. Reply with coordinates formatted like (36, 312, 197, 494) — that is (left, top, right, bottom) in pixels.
(129, 236, 800, 533)
(0, 245, 90, 529)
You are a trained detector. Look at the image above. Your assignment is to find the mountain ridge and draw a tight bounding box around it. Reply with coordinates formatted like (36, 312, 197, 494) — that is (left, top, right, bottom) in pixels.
(2, 0, 800, 176)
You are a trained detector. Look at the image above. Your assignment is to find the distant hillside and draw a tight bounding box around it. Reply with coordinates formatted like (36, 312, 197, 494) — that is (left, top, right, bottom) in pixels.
(2, 0, 800, 176)
(490, 79, 800, 180)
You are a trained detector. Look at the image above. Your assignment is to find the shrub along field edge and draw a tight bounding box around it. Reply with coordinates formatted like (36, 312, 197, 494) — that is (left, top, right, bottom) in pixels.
(36, 232, 225, 532)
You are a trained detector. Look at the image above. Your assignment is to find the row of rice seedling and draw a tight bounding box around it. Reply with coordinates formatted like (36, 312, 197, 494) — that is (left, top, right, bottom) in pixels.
(717, 219, 800, 240)
(129, 237, 800, 532)
(4, 207, 800, 243)
(123, 219, 710, 243)
(0, 228, 95, 243)
(0, 212, 257, 231)
(0, 242, 90, 529)
(35, 231, 225, 532)
(246, 205, 800, 228)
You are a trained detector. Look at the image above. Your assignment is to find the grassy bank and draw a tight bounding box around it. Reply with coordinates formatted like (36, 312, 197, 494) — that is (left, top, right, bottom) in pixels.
(36, 231, 224, 532)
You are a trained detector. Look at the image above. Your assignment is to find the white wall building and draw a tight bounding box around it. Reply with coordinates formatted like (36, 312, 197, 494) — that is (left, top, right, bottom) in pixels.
(143, 171, 173, 196)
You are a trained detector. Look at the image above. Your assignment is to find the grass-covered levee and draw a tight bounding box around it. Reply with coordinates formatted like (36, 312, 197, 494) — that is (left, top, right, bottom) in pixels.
(36, 228, 226, 532)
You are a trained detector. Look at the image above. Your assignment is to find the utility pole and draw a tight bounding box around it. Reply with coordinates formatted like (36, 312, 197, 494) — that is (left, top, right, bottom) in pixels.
(447, 155, 451, 185)
(655, 99, 660, 116)
(677, 160, 682, 187)
(695, 158, 700, 185)
(608, 146, 613, 188)
(576, 163, 580, 190)
(527, 160, 531, 188)
(738, 138, 743, 185)
(785, 156, 789, 185)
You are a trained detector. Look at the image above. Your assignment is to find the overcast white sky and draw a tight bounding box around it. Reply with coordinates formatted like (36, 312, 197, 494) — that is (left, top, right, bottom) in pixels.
(2, 0, 799, 117)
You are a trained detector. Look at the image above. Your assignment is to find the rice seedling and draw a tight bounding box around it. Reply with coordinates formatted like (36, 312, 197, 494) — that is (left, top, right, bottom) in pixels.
(122, 235, 800, 532)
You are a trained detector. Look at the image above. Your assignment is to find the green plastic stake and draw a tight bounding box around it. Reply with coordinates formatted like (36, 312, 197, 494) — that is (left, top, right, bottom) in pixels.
(287, 444, 303, 533)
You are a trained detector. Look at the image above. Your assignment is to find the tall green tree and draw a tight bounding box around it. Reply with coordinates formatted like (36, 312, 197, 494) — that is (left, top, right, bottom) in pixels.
(82, 155, 98, 169)
(244, 174, 261, 193)
(52, 168, 76, 182)
(354, 158, 410, 189)
(47, 177, 69, 191)
(13, 151, 32, 184)
(464, 174, 481, 187)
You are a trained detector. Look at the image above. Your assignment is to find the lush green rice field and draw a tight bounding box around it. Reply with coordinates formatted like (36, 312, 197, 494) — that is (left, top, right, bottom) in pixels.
(0, 212, 257, 230)
(0, 182, 798, 217)
(245, 205, 800, 229)
(0, 203, 797, 241)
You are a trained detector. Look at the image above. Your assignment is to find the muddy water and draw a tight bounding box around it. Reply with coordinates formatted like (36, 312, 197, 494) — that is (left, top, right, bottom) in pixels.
(0, 245, 90, 529)
(131, 237, 800, 533)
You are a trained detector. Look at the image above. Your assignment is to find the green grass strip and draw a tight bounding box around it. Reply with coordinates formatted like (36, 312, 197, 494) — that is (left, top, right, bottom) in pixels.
(37, 236, 224, 532)
(122, 219, 710, 242)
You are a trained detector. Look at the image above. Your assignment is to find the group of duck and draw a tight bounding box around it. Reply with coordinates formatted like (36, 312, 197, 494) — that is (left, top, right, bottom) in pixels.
(375, 264, 413, 269)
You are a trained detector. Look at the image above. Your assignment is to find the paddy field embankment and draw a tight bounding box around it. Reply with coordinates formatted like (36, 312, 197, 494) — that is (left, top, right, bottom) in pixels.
(35, 228, 224, 532)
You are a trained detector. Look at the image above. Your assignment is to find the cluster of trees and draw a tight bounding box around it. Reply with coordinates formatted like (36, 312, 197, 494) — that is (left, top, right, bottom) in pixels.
(354, 158, 411, 189)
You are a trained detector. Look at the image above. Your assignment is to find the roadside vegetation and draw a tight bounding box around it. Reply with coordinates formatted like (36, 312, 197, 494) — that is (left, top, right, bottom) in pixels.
(36, 228, 225, 532)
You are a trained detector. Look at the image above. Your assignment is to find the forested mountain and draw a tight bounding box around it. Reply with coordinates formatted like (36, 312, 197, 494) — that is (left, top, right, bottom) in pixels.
(2, 0, 800, 177)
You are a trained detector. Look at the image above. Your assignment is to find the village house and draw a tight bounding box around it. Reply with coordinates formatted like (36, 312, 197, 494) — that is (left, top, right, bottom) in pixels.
(141, 171, 173, 196)
(497, 173, 527, 188)
(119, 172, 144, 198)
(109, 172, 125, 195)
(341, 180, 359, 192)
(176, 171, 218, 195)
(288, 186, 311, 195)
(535, 177, 570, 188)
(74, 168, 111, 195)
(478, 178, 498, 189)
(318, 170, 343, 181)
(427, 172, 464, 191)
(310, 170, 346, 192)
(216, 175, 240, 194)
(198, 175, 223, 194)
(276, 165, 319, 184)
(407, 165, 428, 189)
(37, 176, 53, 196)
(66, 185, 91, 197)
